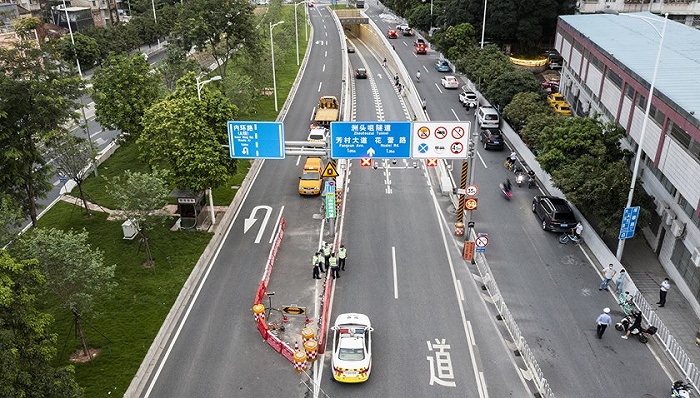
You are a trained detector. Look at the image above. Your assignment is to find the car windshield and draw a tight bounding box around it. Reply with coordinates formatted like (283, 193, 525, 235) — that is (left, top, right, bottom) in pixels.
(301, 172, 319, 180)
(338, 347, 365, 361)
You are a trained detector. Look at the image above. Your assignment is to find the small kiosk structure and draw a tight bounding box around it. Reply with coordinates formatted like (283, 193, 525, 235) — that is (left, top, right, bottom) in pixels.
(170, 189, 206, 230)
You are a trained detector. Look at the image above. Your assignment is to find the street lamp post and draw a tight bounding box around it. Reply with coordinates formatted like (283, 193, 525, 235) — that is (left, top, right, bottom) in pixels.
(270, 21, 285, 112)
(294, 1, 305, 66)
(615, 12, 668, 260)
(480, 0, 487, 48)
(195, 74, 222, 225)
(196, 75, 222, 101)
(62, 0, 97, 177)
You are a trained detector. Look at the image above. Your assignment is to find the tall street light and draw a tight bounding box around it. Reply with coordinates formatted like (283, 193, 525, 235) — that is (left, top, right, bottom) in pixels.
(294, 1, 305, 66)
(196, 75, 222, 101)
(480, 0, 487, 48)
(62, 0, 97, 176)
(270, 21, 285, 112)
(614, 12, 668, 260)
(195, 74, 223, 225)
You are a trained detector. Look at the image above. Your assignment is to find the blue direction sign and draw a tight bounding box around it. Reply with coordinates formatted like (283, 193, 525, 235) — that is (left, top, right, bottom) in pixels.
(227, 121, 285, 159)
(618, 206, 641, 240)
(330, 121, 411, 159)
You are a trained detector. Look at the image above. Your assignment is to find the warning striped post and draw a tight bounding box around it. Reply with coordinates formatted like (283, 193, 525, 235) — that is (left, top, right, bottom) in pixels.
(457, 160, 469, 224)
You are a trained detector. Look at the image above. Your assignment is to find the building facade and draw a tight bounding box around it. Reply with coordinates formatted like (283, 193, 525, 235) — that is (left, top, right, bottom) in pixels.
(555, 12, 700, 314)
(576, 0, 700, 27)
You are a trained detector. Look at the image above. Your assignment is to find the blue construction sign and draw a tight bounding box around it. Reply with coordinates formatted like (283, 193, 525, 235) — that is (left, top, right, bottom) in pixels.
(618, 206, 641, 240)
(227, 121, 285, 159)
(330, 121, 411, 159)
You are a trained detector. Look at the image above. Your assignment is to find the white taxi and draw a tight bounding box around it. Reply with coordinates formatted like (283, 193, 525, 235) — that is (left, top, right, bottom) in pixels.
(331, 313, 373, 383)
(441, 76, 459, 89)
(307, 124, 328, 143)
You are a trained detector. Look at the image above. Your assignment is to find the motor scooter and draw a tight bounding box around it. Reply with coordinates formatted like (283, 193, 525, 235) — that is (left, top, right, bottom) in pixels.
(671, 380, 692, 398)
(615, 314, 657, 343)
(499, 181, 512, 200)
(527, 170, 536, 189)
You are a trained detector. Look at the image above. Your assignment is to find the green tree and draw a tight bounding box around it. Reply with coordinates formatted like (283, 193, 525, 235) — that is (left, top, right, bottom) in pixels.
(107, 169, 171, 267)
(0, 195, 23, 247)
(484, 69, 542, 109)
(0, 251, 83, 398)
(172, 0, 259, 78)
(138, 73, 238, 198)
(519, 112, 563, 148)
(431, 22, 476, 61)
(0, 18, 83, 226)
(18, 228, 116, 359)
(458, 44, 511, 92)
(91, 53, 163, 141)
(406, 4, 432, 33)
(158, 46, 202, 91)
(45, 131, 97, 216)
(502, 91, 549, 131)
(54, 33, 101, 69)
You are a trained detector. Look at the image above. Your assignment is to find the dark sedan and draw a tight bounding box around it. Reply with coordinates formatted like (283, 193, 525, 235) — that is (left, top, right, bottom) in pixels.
(532, 196, 578, 232)
(355, 68, 367, 79)
(479, 128, 504, 150)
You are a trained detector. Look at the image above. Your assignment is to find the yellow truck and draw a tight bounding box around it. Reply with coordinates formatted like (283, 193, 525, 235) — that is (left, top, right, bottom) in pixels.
(298, 157, 323, 195)
(313, 96, 339, 127)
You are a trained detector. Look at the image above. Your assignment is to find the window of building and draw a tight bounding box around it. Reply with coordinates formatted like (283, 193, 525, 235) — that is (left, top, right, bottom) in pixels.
(671, 240, 700, 299)
(636, 93, 646, 109)
(590, 56, 602, 72)
(625, 85, 634, 99)
(607, 69, 622, 88)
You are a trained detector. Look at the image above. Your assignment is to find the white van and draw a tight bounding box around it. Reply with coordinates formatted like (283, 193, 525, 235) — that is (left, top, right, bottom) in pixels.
(477, 106, 500, 129)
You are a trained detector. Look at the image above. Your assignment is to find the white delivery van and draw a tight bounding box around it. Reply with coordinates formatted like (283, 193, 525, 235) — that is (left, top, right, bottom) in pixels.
(477, 106, 500, 129)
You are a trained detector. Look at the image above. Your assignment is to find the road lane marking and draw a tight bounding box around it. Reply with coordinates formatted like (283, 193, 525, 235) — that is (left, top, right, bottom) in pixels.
(269, 206, 284, 244)
(451, 109, 460, 120)
(392, 246, 398, 299)
(457, 279, 465, 301)
(318, 81, 322, 92)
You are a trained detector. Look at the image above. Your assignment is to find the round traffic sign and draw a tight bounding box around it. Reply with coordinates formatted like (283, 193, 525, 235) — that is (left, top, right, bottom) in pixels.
(435, 126, 448, 139)
(466, 184, 478, 196)
(475, 235, 489, 247)
(451, 142, 464, 154)
(465, 198, 478, 210)
(417, 126, 430, 139)
(452, 126, 465, 139)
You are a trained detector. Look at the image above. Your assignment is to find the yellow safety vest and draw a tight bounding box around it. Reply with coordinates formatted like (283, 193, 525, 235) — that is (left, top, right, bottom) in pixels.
(312, 254, 319, 265)
(323, 246, 331, 256)
(338, 248, 347, 259)
(329, 257, 338, 268)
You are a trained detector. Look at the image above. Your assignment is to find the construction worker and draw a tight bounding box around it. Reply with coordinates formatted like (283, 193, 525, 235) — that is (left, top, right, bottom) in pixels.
(312, 251, 321, 279)
(329, 253, 340, 279)
(323, 243, 332, 271)
(338, 245, 347, 271)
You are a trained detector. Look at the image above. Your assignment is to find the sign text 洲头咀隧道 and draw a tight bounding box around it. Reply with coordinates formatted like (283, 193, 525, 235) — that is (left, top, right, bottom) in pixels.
(330, 121, 411, 159)
(227, 121, 285, 159)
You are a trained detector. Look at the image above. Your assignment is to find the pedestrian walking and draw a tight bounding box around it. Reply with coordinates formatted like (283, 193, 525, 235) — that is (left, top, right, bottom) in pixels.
(338, 245, 347, 271)
(397, 83, 403, 94)
(599, 263, 616, 291)
(323, 243, 332, 272)
(312, 251, 321, 279)
(658, 277, 671, 307)
(394, 73, 399, 86)
(383, 58, 387, 67)
(615, 269, 626, 293)
(595, 307, 612, 339)
(421, 98, 427, 111)
(329, 253, 340, 279)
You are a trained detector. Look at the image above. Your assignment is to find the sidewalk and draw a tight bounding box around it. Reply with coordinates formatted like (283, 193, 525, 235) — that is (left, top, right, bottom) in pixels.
(620, 237, 700, 367)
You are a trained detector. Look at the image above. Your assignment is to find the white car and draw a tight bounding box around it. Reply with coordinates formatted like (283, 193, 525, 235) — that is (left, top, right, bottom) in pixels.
(441, 76, 459, 89)
(331, 313, 373, 383)
(307, 125, 328, 142)
(396, 23, 410, 31)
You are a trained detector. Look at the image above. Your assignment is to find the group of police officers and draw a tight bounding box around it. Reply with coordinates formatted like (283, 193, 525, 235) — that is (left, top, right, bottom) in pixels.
(312, 243, 347, 280)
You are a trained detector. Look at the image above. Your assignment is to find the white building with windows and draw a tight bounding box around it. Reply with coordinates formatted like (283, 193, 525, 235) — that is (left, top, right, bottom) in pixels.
(576, 0, 700, 28)
(555, 12, 700, 313)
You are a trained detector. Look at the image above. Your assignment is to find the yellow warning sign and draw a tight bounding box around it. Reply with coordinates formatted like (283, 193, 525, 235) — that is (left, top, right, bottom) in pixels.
(322, 162, 339, 177)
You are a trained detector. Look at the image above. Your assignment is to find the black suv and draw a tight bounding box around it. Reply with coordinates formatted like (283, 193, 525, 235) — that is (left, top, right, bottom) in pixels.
(480, 129, 504, 150)
(532, 196, 577, 232)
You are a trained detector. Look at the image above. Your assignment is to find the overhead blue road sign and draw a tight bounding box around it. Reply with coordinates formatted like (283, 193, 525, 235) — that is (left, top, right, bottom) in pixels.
(227, 121, 285, 159)
(618, 206, 640, 240)
(330, 121, 411, 159)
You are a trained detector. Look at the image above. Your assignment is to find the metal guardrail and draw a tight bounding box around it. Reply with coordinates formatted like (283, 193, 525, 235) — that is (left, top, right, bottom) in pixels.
(472, 231, 555, 398)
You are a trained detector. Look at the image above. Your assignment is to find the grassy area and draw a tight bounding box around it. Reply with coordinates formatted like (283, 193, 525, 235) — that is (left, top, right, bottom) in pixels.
(43, 6, 307, 397)
(39, 202, 213, 396)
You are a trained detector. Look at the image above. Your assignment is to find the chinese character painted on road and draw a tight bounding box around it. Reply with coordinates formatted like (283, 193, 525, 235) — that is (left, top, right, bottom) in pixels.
(426, 339, 456, 387)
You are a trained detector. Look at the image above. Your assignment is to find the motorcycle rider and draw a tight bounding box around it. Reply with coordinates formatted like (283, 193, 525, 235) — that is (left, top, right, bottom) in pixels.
(621, 310, 642, 339)
(503, 178, 512, 193)
(416, 70, 421, 82)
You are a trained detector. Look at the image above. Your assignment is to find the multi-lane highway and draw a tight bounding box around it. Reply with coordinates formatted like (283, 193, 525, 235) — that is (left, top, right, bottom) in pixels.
(135, 1, 677, 397)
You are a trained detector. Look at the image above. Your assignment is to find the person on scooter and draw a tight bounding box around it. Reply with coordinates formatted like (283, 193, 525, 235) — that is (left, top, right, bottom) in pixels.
(503, 178, 512, 193)
(622, 310, 643, 339)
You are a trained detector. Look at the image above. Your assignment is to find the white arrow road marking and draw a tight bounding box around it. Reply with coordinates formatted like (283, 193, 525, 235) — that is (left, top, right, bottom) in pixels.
(244, 205, 272, 243)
